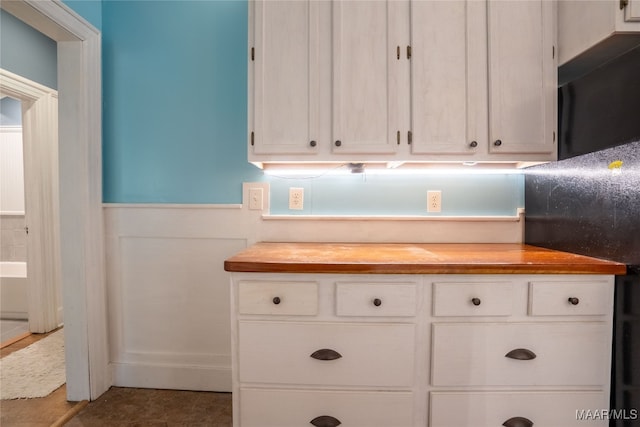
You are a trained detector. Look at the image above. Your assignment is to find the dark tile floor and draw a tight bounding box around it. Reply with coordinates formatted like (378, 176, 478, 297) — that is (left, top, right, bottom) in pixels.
(66, 387, 232, 427)
(1, 332, 232, 426)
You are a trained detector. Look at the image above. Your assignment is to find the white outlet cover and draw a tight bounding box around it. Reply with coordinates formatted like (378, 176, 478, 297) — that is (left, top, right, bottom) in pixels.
(289, 187, 304, 210)
(249, 187, 263, 210)
(427, 190, 441, 213)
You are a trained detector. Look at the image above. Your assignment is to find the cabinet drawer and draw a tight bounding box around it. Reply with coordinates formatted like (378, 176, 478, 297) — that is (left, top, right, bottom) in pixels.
(336, 282, 417, 317)
(238, 321, 415, 387)
(529, 280, 612, 316)
(237, 281, 318, 315)
(432, 281, 513, 316)
(431, 322, 609, 386)
(430, 391, 607, 427)
(240, 388, 413, 427)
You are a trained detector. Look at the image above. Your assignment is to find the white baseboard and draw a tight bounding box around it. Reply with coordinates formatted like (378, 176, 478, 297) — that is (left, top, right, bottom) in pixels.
(112, 362, 231, 392)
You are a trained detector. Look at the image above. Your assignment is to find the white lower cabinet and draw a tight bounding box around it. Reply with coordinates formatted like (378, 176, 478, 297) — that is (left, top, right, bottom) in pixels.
(431, 322, 609, 387)
(230, 274, 614, 427)
(430, 391, 607, 427)
(240, 388, 414, 427)
(238, 321, 415, 387)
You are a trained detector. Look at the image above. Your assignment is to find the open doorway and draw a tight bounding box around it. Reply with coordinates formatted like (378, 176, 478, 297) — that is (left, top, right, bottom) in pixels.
(0, 0, 108, 401)
(0, 74, 62, 338)
(1, 96, 29, 343)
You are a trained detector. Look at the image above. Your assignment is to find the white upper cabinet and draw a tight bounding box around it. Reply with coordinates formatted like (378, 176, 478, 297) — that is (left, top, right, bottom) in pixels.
(249, 0, 320, 156)
(629, 0, 640, 21)
(332, 1, 403, 155)
(487, 0, 556, 156)
(248, 0, 557, 166)
(409, 0, 487, 156)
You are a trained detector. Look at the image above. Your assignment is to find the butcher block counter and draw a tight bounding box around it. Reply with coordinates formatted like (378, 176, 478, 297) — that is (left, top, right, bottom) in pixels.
(226, 243, 624, 427)
(224, 242, 626, 275)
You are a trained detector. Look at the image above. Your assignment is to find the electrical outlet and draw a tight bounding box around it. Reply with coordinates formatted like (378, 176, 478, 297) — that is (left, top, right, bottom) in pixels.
(249, 187, 263, 210)
(427, 190, 441, 213)
(289, 187, 304, 210)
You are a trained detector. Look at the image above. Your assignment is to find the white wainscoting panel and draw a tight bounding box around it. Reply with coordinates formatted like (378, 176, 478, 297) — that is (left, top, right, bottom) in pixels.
(104, 183, 269, 391)
(104, 182, 524, 391)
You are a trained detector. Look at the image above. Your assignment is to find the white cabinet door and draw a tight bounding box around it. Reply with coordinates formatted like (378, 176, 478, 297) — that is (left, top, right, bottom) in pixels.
(410, 0, 487, 156)
(251, 0, 320, 155)
(627, 0, 640, 22)
(332, 0, 403, 155)
(487, 0, 556, 156)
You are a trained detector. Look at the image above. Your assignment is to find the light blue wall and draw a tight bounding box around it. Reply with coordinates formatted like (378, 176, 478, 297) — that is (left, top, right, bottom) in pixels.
(62, 0, 102, 30)
(0, 9, 57, 90)
(0, 98, 22, 126)
(101, 0, 260, 203)
(269, 172, 524, 216)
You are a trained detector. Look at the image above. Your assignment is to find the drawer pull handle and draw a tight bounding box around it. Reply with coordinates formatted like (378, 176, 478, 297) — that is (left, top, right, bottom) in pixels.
(310, 349, 342, 361)
(568, 297, 580, 305)
(272, 296, 281, 305)
(502, 416, 533, 427)
(310, 415, 342, 427)
(505, 348, 537, 360)
(471, 297, 481, 306)
(373, 298, 382, 307)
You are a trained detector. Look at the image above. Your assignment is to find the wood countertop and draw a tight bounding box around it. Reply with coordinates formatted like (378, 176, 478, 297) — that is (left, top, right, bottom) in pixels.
(224, 242, 627, 275)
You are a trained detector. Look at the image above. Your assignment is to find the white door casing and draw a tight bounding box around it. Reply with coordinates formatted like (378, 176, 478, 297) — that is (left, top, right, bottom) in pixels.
(0, 0, 108, 401)
(0, 69, 62, 333)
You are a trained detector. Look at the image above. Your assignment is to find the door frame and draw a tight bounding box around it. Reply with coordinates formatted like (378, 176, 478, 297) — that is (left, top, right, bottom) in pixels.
(0, 0, 109, 401)
(0, 69, 63, 333)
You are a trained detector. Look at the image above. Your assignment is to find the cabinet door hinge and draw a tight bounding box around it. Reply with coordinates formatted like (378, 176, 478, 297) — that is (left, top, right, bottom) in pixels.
(251, 47, 255, 61)
(250, 131, 255, 146)
(407, 130, 413, 145)
(621, 0, 629, 10)
(406, 45, 412, 59)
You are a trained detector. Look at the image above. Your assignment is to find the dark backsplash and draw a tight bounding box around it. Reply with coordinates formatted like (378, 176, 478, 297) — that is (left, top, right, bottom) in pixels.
(525, 140, 640, 265)
(558, 45, 640, 160)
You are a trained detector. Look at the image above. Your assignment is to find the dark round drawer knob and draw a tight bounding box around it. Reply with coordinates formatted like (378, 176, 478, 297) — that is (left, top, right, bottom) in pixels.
(272, 296, 281, 305)
(494, 139, 502, 146)
(373, 298, 382, 307)
(568, 297, 580, 305)
(310, 140, 317, 147)
(334, 140, 342, 147)
(470, 140, 478, 148)
(471, 297, 481, 306)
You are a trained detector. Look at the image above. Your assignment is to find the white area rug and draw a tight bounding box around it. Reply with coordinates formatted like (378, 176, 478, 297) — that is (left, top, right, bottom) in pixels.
(0, 329, 65, 400)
